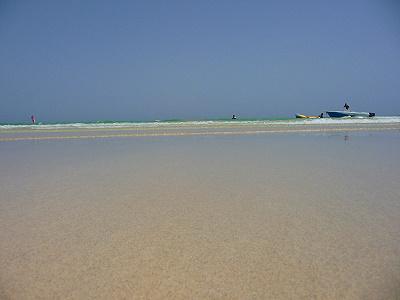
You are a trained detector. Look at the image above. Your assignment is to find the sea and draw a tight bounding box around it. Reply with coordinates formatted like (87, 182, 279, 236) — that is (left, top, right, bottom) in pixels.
(1, 116, 400, 130)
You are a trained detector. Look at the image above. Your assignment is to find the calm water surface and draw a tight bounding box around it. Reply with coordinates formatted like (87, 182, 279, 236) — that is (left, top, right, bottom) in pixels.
(1, 131, 399, 299)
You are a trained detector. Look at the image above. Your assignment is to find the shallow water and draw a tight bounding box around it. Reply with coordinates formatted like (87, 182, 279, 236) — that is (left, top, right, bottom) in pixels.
(1, 131, 399, 299)
(1, 116, 400, 130)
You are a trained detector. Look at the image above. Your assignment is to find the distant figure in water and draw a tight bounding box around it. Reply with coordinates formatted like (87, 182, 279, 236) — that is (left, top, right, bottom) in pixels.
(31, 115, 36, 124)
(232, 114, 237, 120)
(319, 113, 324, 118)
(344, 102, 350, 111)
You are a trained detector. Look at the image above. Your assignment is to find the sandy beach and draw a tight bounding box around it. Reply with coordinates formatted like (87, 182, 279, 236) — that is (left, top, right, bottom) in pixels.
(1, 125, 400, 299)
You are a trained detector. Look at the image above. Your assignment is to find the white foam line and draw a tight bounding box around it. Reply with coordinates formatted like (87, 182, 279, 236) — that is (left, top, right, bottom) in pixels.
(1, 117, 400, 131)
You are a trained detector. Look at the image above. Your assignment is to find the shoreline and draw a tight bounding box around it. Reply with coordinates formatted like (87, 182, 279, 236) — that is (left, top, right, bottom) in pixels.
(1, 122, 399, 142)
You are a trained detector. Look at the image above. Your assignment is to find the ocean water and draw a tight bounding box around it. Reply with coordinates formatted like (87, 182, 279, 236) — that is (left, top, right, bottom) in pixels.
(1, 116, 400, 131)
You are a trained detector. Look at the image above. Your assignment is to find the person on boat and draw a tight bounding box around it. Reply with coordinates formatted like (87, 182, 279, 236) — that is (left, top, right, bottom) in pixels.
(31, 115, 36, 124)
(344, 103, 350, 111)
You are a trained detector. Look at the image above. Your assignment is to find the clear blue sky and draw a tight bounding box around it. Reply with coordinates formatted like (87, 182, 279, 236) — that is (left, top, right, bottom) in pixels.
(1, 0, 399, 122)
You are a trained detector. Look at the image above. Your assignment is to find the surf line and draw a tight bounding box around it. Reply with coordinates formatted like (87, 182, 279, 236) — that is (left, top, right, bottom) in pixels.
(0, 123, 275, 134)
(0, 126, 399, 142)
(2, 121, 400, 134)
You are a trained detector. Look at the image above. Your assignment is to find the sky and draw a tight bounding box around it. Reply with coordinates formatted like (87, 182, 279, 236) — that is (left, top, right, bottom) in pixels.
(0, 0, 399, 123)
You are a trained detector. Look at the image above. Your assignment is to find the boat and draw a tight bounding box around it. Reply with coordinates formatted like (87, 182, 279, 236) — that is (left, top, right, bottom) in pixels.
(326, 111, 375, 118)
(326, 101, 375, 118)
(295, 114, 322, 119)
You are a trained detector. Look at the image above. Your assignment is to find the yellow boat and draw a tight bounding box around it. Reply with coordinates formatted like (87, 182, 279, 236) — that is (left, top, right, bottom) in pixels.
(295, 114, 321, 119)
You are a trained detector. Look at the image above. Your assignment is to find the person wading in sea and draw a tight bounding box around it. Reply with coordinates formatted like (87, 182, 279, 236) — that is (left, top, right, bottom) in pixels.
(31, 115, 36, 124)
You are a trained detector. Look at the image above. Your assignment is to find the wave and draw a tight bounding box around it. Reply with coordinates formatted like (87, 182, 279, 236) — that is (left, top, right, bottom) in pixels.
(1, 117, 400, 130)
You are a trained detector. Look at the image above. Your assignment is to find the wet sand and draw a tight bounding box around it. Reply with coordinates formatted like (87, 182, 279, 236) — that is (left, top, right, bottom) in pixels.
(1, 121, 399, 142)
(1, 130, 400, 299)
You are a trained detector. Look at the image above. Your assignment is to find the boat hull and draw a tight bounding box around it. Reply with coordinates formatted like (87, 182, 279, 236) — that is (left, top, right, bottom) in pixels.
(326, 111, 374, 118)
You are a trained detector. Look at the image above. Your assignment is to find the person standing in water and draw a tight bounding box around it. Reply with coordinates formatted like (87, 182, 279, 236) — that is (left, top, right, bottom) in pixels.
(31, 115, 36, 124)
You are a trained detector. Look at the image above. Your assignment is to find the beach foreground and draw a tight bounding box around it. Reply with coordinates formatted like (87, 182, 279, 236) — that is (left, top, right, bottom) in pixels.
(1, 128, 400, 299)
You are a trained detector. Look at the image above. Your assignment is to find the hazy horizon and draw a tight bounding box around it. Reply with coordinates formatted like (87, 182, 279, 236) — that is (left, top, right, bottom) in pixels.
(1, 0, 400, 123)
